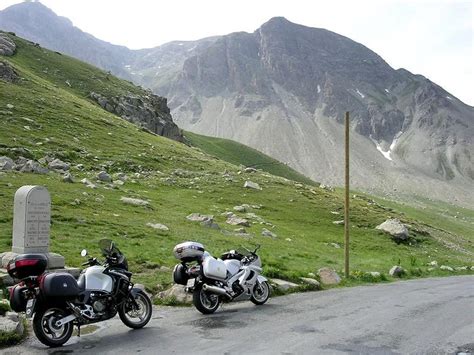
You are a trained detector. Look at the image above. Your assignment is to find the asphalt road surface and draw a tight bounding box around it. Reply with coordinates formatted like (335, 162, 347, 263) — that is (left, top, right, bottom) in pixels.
(5, 275, 474, 354)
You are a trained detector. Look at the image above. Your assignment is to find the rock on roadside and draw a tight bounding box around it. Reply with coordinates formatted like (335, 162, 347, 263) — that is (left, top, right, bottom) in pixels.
(300, 277, 321, 289)
(155, 284, 192, 304)
(389, 265, 405, 277)
(269, 278, 299, 292)
(0, 311, 25, 341)
(317, 267, 341, 285)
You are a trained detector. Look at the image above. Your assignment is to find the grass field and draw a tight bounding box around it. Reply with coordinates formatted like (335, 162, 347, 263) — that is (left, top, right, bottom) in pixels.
(0, 32, 472, 296)
(184, 131, 316, 185)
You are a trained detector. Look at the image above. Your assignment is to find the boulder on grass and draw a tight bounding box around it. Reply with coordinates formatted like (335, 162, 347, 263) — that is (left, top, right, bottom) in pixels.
(146, 222, 169, 231)
(226, 216, 250, 227)
(120, 197, 150, 206)
(376, 219, 409, 242)
(186, 213, 213, 222)
(244, 181, 262, 190)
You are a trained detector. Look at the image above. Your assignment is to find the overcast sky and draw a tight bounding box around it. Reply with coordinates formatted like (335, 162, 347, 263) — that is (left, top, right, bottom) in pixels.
(1, 0, 473, 105)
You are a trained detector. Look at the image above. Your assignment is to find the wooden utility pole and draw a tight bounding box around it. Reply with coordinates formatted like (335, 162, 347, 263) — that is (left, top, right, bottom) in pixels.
(344, 111, 350, 278)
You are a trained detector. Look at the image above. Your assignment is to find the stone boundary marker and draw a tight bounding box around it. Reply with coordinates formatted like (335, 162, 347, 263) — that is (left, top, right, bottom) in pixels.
(0, 186, 79, 287)
(12, 185, 51, 254)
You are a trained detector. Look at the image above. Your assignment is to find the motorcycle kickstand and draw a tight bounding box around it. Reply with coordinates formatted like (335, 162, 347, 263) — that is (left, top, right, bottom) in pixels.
(77, 324, 81, 337)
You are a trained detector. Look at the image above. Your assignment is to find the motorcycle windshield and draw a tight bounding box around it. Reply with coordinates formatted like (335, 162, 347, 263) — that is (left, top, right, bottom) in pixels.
(235, 247, 253, 257)
(98, 239, 122, 257)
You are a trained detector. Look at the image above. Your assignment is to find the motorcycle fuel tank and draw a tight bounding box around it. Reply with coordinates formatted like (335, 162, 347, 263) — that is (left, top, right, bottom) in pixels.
(202, 256, 227, 280)
(83, 265, 113, 292)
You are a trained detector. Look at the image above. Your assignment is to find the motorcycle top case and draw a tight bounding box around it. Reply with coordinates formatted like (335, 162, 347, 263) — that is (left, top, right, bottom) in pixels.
(8, 285, 27, 312)
(202, 256, 227, 281)
(41, 272, 81, 298)
(173, 241, 205, 262)
(7, 254, 48, 279)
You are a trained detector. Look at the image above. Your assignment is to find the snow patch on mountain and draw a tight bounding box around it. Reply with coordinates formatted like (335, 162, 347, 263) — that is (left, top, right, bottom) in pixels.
(356, 89, 365, 98)
(371, 131, 403, 161)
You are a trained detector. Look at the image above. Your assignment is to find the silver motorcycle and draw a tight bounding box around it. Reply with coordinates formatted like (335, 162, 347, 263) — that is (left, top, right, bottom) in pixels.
(173, 242, 270, 314)
(7, 239, 152, 347)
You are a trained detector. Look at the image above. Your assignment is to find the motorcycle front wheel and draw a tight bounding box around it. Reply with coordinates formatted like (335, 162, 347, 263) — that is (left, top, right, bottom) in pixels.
(250, 280, 270, 305)
(193, 283, 220, 314)
(119, 290, 152, 329)
(33, 307, 74, 347)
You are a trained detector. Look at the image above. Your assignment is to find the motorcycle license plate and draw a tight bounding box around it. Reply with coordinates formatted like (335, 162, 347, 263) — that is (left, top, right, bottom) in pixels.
(25, 299, 36, 318)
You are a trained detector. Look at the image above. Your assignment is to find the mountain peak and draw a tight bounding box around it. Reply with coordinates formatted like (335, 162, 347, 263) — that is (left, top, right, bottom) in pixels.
(259, 16, 297, 31)
(2, 0, 72, 26)
(5, 1, 54, 13)
(266, 16, 291, 24)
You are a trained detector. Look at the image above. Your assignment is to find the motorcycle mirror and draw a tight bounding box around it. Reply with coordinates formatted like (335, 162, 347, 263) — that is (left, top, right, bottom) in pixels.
(81, 249, 88, 257)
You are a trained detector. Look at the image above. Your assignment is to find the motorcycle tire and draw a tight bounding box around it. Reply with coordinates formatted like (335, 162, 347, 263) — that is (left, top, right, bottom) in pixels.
(119, 290, 152, 329)
(33, 307, 74, 347)
(193, 283, 220, 314)
(250, 281, 270, 305)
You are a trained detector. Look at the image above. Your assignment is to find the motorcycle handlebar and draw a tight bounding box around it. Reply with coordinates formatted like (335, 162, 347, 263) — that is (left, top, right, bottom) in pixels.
(82, 257, 99, 267)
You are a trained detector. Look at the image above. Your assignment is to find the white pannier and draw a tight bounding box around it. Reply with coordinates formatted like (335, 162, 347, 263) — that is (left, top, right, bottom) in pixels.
(202, 255, 227, 280)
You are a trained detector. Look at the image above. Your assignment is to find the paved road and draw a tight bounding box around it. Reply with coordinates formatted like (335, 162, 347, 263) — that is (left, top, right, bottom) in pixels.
(6, 276, 474, 354)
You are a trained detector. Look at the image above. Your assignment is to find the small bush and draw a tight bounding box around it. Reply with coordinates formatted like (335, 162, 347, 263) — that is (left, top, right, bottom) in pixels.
(409, 268, 423, 277)
(0, 301, 11, 316)
(0, 329, 24, 348)
(347, 270, 387, 284)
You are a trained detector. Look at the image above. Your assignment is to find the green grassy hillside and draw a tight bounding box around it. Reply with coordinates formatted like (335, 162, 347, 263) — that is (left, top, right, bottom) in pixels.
(184, 131, 315, 185)
(0, 33, 472, 295)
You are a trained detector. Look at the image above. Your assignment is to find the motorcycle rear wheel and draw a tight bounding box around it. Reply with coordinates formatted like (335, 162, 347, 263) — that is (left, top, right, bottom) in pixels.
(119, 290, 152, 329)
(33, 307, 74, 347)
(250, 281, 270, 305)
(193, 283, 220, 314)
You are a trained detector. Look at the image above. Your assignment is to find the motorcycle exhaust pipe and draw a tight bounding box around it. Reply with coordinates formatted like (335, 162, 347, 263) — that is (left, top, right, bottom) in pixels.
(202, 284, 231, 299)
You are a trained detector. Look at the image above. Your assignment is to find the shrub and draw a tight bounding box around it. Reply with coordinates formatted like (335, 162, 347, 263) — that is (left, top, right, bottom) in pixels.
(0, 301, 10, 316)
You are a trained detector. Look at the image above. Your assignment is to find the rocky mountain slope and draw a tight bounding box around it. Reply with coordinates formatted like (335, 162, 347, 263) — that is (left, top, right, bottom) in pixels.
(134, 17, 473, 206)
(1, 3, 473, 206)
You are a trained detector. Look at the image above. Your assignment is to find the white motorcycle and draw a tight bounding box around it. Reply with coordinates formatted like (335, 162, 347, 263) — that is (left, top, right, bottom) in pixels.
(7, 239, 152, 347)
(173, 242, 270, 314)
